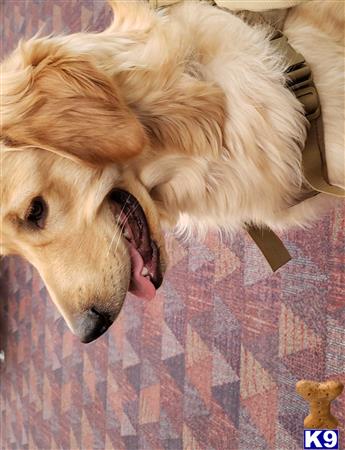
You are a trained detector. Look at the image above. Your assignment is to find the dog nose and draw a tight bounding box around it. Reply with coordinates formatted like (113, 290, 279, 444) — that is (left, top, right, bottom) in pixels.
(75, 308, 113, 343)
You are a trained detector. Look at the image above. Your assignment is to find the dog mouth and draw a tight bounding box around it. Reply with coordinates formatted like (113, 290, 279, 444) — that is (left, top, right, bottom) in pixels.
(109, 189, 163, 300)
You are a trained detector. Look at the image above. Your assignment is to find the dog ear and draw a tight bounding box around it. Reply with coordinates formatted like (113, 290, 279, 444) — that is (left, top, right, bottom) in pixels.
(1, 40, 147, 165)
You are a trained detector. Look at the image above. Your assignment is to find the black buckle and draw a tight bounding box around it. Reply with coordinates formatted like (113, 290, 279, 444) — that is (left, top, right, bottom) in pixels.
(295, 86, 320, 121)
(286, 64, 311, 89)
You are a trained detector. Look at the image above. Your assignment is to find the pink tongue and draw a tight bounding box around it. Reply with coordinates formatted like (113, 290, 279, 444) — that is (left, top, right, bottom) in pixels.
(128, 245, 156, 300)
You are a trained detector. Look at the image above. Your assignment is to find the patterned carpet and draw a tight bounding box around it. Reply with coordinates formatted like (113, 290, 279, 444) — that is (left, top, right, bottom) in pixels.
(0, 1, 344, 449)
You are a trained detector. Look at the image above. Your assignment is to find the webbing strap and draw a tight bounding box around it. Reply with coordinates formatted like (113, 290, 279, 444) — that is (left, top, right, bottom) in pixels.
(303, 114, 345, 197)
(271, 34, 345, 198)
(246, 226, 292, 271)
(247, 31, 344, 270)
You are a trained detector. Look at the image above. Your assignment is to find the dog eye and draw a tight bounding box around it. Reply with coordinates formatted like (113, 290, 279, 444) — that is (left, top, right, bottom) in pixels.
(25, 197, 47, 229)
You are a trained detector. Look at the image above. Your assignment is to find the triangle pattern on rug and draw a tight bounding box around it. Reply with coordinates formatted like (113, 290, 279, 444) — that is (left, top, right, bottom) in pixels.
(141, 358, 159, 389)
(243, 235, 272, 286)
(188, 239, 214, 272)
(125, 363, 141, 393)
(238, 407, 269, 450)
(186, 324, 210, 368)
(161, 321, 184, 361)
(240, 345, 275, 400)
(213, 295, 241, 335)
(160, 409, 180, 440)
(183, 423, 204, 450)
(163, 353, 185, 392)
(213, 246, 241, 282)
(121, 413, 137, 437)
(81, 409, 94, 449)
(212, 380, 240, 427)
(212, 348, 239, 386)
(279, 304, 322, 357)
(242, 386, 278, 447)
(184, 381, 210, 420)
(275, 422, 300, 450)
(282, 346, 326, 381)
(163, 280, 185, 315)
(278, 411, 305, 447)
(122, 338, 140, 369)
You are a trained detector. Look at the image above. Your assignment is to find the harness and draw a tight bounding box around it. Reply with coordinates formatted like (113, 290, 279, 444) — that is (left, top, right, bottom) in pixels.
(237, 11, 345, 270)
(149, 1, 345, 270)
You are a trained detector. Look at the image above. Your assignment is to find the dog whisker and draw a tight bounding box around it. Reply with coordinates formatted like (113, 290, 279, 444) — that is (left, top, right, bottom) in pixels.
(106, 193, 131, 257)
(110, 202, 140, 258)
(106, 194, 140, 257)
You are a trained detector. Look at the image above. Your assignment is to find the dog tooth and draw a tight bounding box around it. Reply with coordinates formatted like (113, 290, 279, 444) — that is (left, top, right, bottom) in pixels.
(141, 267, 149, 276)
(123, 229, 130, 239)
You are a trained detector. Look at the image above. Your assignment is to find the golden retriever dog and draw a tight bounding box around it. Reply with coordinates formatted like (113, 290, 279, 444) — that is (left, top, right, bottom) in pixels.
(1, 1, 344, 342)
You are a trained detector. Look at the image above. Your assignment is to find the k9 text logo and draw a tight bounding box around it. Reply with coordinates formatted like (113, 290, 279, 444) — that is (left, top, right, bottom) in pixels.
(304, 430, 339, 449)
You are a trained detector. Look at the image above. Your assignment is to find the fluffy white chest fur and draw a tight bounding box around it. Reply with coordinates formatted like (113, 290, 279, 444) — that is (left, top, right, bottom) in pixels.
(100, 1, 343, 236)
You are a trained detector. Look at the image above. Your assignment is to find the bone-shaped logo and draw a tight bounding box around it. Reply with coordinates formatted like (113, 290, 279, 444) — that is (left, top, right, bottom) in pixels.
(296, 379, 344, 429)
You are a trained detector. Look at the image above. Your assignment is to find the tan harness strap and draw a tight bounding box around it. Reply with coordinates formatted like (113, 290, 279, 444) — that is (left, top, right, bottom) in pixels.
(247, 30, 344, 270)
(272, 33, 345, 198)
(246, 225, 292, 271)
(303, 118, 345, 197)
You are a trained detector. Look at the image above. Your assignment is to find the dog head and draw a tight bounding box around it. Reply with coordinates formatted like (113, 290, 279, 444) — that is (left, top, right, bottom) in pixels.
(0, 36, 166, 343)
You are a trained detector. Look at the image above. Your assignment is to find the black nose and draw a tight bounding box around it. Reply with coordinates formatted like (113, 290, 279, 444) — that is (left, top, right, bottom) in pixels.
(76, 308, 113, 343)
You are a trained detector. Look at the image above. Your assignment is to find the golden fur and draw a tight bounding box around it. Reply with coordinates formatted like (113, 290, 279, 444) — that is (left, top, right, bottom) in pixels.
(0, 1, 344, 336)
